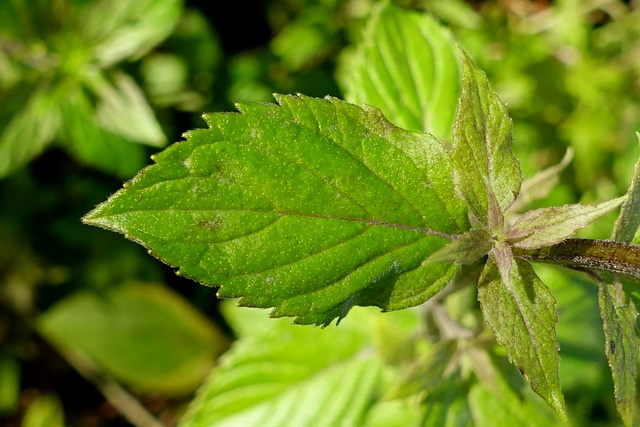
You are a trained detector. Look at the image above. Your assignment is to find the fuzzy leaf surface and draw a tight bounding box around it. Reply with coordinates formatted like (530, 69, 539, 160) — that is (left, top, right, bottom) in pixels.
(506, 197, 624, 250)
(426, 229, 491, 265)
(598, 283, 638, 427)
(452, 51, 521, 229)
(83, 94, 469, 325)
(601, 146, 640, 427)
(478, 251, 568, 423)
(341, 1, 461, 138)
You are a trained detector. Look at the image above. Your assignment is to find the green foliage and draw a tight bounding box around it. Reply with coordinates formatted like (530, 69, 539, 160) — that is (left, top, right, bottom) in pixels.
(39, 282, 229, 395)
(83, 93, 469, 326)
(0, 0, 181, 178)
(4, 1, 640, 426)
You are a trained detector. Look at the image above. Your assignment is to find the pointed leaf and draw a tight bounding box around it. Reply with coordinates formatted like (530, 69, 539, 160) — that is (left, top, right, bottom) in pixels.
(452, 50, 521, 230)
(506, 197, 624, 250)
(180, 305, 382, 427)
(478, 252, 568, 423)
(425, 229, 492, 265)
(341, 1, 461, 138)
(598, 283, 638, 427)
(83, 94, 469, 325)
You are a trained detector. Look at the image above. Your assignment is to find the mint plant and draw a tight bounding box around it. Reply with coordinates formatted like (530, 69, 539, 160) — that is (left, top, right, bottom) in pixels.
(83, 2, 640, 426)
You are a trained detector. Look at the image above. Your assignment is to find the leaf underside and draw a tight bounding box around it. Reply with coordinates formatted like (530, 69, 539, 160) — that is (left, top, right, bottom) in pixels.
(83, 94, 469, 325)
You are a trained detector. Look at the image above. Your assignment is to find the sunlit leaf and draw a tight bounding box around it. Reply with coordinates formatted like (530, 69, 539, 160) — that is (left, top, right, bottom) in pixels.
(506, 197, 624, 250)
(341, 1, 461, 139)
(452, 50, 521, 231)
(598, 283, 638, 427)
(478, 251, 568, 423)
(180, 304, 382, 427)
(83, 94, 469, 325)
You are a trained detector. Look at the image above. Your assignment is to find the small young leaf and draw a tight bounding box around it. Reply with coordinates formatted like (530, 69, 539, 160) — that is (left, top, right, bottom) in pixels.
(452, 50, 521, 231)
(83, 94, 470, 325)
(478, 251, 568, 424)
(506, 197, 624, 250)
(598, 283, 638, 427)
(425, 229, 491, 265)
(341, 1, 461, 139)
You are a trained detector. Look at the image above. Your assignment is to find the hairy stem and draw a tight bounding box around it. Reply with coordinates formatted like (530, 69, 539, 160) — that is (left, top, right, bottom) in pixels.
(513, 238, 640, 280)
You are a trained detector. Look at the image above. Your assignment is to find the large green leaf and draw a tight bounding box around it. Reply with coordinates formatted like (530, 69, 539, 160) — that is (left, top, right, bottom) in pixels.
(477, 251, 568, 423)
(180, 304, 383, 427)
(83, 94, 469, 325)
(341, 1, 461, 139)
(39, 282, 228, 395)
(452, 51, 521, 231)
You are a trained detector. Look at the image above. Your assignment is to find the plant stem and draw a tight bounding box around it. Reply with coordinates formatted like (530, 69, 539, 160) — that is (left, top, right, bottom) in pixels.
(513, 238, 640, 280)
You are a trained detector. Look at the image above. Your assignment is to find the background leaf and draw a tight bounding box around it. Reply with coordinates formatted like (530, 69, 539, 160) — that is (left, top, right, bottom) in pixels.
(452, 50, 521, 230)
(180, 303, 383, 427)
(340, 1, 461, 139)
(39, 282, 228, 395)
(82, 0, 183, 66)
(0, 87, 61, 178)
(83, 94, 469, 325)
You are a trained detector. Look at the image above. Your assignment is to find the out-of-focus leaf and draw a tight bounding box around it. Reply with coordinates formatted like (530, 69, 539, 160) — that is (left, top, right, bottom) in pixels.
(341, 1, 461, 139)
(22, 394, 64, 427)
(452, 50, 521, 231)
(39, 282, 228, 395)
(59, 85, 146, 178)
(180, 304, 382, 427)
(0, 354, 19, 415)
(0, 87, 61, 178)
(508, 148, 574, 215)
(422, 372, 472, 427)
(82, 0, 183, 66)
(85, 71, 167, 147)
(83, 94, 469, 326)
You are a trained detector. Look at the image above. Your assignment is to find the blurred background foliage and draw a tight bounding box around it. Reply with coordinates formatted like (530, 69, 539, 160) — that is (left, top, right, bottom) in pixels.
(1, 0, 639, 425)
